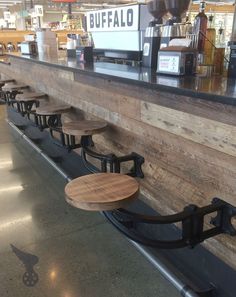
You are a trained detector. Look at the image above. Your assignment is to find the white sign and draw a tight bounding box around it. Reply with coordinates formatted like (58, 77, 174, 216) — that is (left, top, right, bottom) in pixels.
(158, 55, 180, 74)
(34, 5, 44, 17)
(87, 5, 139, 32)
(3, 11, 11, 21)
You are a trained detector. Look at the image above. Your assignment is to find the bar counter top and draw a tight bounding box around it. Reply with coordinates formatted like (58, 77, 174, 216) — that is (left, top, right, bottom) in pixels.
(7, 52, 236, 107)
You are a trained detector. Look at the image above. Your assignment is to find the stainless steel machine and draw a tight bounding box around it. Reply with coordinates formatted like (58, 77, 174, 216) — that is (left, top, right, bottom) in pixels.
(160, 0, 191, 48)
(86, 4, 152, 62)
(142, 0, 167, 69)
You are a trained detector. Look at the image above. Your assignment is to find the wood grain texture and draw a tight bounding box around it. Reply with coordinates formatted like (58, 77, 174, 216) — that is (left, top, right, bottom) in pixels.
(36, 104, 71, 115)
(62, 120, 107, 136)
(15, 92, 46, 102)
(1, 56, 236, 269)
(141, 101, 236, 158)
(65, 173, 139, 211)
(2, 83, 29, 91)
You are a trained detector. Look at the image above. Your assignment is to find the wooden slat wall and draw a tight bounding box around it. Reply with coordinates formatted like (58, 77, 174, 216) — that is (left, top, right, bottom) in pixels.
(1, 56, 236, 269)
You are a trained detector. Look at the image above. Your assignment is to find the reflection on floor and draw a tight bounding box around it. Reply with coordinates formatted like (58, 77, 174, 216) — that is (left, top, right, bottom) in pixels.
(0, 105, 179, 297)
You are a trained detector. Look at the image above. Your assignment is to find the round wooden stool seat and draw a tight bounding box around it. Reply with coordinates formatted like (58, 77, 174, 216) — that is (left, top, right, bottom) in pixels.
(2, 83, 29, 92)
(65, 173, 139, 211)
(15, 92, 46, 102)
(36, 104, 71, 116)
(62, 120, 107, 136)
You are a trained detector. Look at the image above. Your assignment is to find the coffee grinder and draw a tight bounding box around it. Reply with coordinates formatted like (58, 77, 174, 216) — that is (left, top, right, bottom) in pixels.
(142, 0, 167, 69)
(160, 0, 191, 48)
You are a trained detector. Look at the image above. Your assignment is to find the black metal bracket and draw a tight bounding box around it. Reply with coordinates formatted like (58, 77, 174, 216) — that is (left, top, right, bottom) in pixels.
(103, 198, 236, 249)
(4, 90, 22, 106)
(33, 113, 62, 131)
(62, 134, 81, 151)
(32, 114, 81, 151)
(12, 100, 39, 118)
(80, 136, 145, 178)
(23, 101, 39, 118)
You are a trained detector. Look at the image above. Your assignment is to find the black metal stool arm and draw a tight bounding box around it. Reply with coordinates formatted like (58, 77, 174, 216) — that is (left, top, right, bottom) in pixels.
(82, 146, 116, 162)
(81, 137, 144, 177)
(81, 150, 101, 174)
(16, 101, 35, 116)
(25, 101, 35, 113)
(113, 152, 145, 178)
(48, 114, 62, 128)
(81, 147, 115, 173)
(107, 199, 230, 224)
(103, 198, 236, 249)
(103, 210, 188, 249)
(114, 208, 192, 224)
(81, 146, 144, 175)
(35, 114, 61, 131)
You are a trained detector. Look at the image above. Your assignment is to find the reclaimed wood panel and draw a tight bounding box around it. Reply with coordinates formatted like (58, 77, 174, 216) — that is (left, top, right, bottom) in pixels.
(141, 101, 236, 158)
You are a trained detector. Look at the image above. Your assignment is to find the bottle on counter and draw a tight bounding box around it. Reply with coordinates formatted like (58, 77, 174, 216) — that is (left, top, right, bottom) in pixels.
(185, 15, 193, 35)
(193, 1, 208, 54)
(213, 24, 226, 75)
(203, 14, 216, 64)
(217, 24, 225, 47)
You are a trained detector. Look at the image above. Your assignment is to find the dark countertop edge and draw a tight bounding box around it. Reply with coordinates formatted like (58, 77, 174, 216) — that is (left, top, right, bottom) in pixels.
(7, 53, 236, 107)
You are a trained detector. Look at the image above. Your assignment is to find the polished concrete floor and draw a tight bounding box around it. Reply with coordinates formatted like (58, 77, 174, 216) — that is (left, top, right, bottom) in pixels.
(0, 105, 179, 297)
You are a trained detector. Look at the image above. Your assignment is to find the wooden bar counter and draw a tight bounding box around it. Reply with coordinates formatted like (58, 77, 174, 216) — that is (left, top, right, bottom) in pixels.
(1, 52, 236, 271)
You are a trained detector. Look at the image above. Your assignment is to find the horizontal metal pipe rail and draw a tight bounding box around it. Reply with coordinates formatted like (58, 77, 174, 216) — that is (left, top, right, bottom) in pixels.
(130, 241, 206, 297)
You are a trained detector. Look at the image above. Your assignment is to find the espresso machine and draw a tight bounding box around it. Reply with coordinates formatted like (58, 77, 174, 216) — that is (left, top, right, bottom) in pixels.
(160, 0, 191, 48)
(142, 0, 167, 69)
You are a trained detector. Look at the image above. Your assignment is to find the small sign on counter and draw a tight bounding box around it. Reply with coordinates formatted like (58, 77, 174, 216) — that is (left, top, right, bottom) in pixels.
(158, 55, 180, 74)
